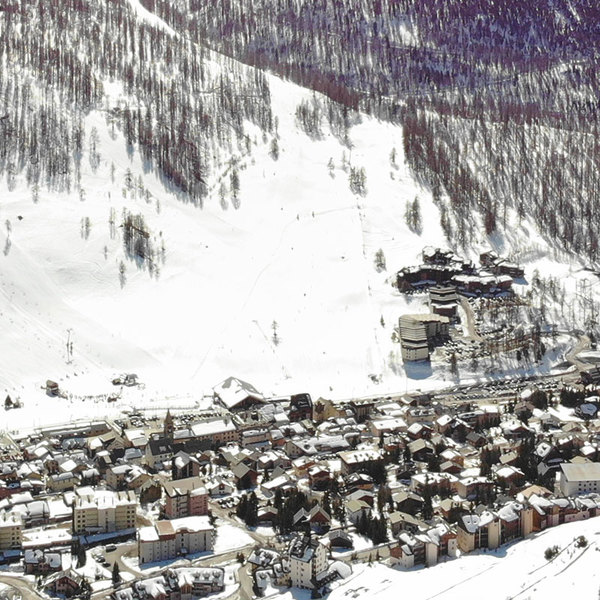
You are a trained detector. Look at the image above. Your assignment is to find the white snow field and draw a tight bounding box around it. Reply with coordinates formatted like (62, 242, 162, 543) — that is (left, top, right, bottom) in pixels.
(213, 522, 254, 554)
(0, 5, 596, 429)
(0, 72, 440, 419)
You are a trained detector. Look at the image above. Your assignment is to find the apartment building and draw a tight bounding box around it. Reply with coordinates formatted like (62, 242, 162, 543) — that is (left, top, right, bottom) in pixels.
(138, 516, 215, 565)
(288, 535, 328, 589)
(559, 463, 600, 496)
(163, 477, 208, 519)
(0, 512, 22, 551)
(399, 313, 450, 362)
(72, 490, 137, 534)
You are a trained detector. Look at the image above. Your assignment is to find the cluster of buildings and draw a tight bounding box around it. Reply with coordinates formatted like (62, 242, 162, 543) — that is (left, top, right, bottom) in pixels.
(0, 378, 331, 597)
(248, 534, 350, 593)
(396, 247, 523, 297)
(455, 490, 600, 553)
(114, 567, 226, 600)
(195, 380, 600, 591)
(396, 247, 526, 362)
(3, 374, 600, 597)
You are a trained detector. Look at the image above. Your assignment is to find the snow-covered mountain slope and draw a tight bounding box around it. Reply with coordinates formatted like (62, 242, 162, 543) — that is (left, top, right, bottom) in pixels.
(0, 1, 596, 418)
(0, 72, 435, 401)
(271, 516, 600, 600)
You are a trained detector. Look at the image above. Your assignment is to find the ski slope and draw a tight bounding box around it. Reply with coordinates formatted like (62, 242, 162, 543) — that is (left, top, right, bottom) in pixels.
(0, 4, 596, 427)
(0, 71, 447, 408)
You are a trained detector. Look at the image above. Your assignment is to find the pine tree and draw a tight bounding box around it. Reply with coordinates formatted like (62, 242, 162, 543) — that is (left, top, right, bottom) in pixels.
(373, 517, 388, 544)
(374, 249, 386, 272)
(530, 389, 548, 410)
(480, 446, 499, 477)
(322, 491, 332, 517)
(112, 562, 121, 586)
(357, 511, 369, 536)
(236, 494, 247, 520)
(421, 478, 433, 521)
(411, 197, 422, 234)
(405, 197, 423, 234)
(246, 492, 259, 527)
(77, 544, 87, 568)
(80, 578, 92, 600)
(230, 169, 240, 198)
(377, 485, 390, 513)
(450, 352, 459, 379)
(277, 490, 307, 534)
(269, 138, 279, 160)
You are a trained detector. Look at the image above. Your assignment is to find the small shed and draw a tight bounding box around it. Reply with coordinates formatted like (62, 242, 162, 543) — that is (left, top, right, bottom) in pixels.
(46, 381, 59, 396)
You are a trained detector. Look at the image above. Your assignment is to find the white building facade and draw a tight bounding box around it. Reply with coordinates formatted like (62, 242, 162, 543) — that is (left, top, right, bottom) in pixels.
(138, 516, 215, 565)
(559, 463, 600, 496)
(288, 535, 328, 589)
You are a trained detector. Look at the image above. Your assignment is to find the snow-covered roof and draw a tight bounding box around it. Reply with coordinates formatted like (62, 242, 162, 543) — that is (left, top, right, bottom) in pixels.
(139, 516, 214, 543)
(176, 567, 224, 588)
(495, 465, 524, 479)
(561, 462, 600, 482)
(371, 417, 408, 432)
(191, 418, 236, 437)
(339, 448, 381, 464)
(213, 376, 264, 409)
(497, 502, 522, 523)
(124, 429, 148, 447)
(163, 476, 206, 498)
(74, 489, 136, 509)
(460, 514, 479, 533)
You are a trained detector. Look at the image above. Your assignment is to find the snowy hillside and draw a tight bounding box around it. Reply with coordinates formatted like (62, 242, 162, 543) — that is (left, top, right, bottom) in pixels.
(0, 70, 439, 402)
(271, 517, 600, 600)
(0, 0, 597, 424)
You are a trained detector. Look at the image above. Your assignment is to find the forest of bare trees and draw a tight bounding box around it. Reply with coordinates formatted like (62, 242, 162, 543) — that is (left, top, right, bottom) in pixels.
(0, 0, 274, 203)
(137, 0, 600, 262)
(3, 0, 600, 263)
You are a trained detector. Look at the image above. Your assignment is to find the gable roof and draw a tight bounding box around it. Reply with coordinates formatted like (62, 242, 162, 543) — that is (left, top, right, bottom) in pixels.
(213, 377, 265, 409)
(561, 462, 600, 482)
(163, 476, 206, 497)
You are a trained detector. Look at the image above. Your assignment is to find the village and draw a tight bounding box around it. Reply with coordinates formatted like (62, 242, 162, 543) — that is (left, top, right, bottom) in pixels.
(1, 368, 600, 600)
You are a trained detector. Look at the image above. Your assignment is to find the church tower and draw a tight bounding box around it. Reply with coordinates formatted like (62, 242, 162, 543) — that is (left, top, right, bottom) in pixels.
(164, 409, 174, 441)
